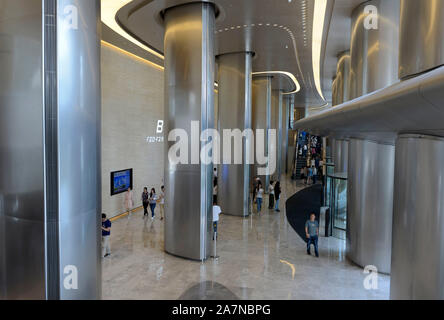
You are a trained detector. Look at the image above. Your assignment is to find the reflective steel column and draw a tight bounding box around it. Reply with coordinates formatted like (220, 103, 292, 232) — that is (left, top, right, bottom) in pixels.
(349, 0, 400, 99)
(336, 51, 351, 104)
(0, 0, 101, 299)
(56, 0, 102, 300)
(347, 139, 395, 274)
(0, 0, 46, 299)
(217, 52, 253, 217)
(252, 77, 272, 189)
(164, 2, 215, 260)
(333, 139, 349, 173)
(281, 96, 290, 174)
(391, 134, 444, 299)
(399, 0, 444, 78)
(271, 90, 282, 179)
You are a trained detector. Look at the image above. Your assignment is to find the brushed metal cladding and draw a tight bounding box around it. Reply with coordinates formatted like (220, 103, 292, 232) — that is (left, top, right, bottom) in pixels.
(349, 0, 400, 100)
(251, 77, 272, 188)
(331, 77, 339, 106)
(277, 91, 283, 178)
(391, 134, 444, 300)
(294, 65, 444, 143)
(399, 0, 444, 79)
(164, 3, 215, 260)
(346, 139, 395, 274)
(281, 97, 289, 174)
(0, 0, 46, 299)
(56, 0, 102, 299)
(271, 90, 282, 179)
(333, 139, 349, 173)
(336, 51, 351, 104)
(217, 52, 253, 217)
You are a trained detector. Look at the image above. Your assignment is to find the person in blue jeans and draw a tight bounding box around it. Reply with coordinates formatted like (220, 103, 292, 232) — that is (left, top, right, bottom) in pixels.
(256, 182, 264, 213)
(149, 188, 157, 220)
(305, 212, 319, 257)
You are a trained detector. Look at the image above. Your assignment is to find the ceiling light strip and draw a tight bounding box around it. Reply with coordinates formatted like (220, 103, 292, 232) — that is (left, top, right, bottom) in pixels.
(252, 71, 301, 94)
(101, 0, 164, 60)
(312, 0, 328, 101)
(101, 40, 164, 70)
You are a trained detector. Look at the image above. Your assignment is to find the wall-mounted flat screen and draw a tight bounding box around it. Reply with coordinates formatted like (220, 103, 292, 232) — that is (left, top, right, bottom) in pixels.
(110, 169, 133, 196)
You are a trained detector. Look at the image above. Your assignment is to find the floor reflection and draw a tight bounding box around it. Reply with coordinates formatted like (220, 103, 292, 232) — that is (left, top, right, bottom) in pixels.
(102, 175, 390, 300)
(179, 281, 240, 300)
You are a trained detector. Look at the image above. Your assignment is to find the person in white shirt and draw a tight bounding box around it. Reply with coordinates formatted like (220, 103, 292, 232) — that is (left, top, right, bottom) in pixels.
(256, 182, 264, 213)
(149, 188, 157, 220)
(212, 200, 221, 240)
(124, 187, 134, 219)
(159, 185, 165, 221)
(268, 180, 275, 209)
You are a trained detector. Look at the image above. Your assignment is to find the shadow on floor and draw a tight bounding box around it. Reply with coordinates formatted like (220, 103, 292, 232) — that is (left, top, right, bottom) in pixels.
(285, 184, 322, 243)
(178, 281, 240, 300)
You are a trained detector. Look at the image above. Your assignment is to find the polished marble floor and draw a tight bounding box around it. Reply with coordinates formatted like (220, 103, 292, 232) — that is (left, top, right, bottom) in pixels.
(102, 175, 390, 300)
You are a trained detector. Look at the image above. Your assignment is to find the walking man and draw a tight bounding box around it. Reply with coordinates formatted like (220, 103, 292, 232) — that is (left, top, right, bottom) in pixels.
(305, 212, 319, 257)
(212, 199, 221, 241)
(102, 213, 112, 257)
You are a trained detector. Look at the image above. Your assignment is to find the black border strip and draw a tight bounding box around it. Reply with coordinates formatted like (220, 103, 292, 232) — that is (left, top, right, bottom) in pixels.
(43, 0, 60, 300)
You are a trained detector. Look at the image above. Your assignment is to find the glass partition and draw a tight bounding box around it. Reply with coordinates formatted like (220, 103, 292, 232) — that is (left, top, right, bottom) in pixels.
(325, 172, 347, 240)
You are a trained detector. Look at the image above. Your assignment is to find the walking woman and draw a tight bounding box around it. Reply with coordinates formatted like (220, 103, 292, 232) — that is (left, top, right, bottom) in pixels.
(274, 181, 281, 212)
(268, 180, 275, 209)
(159, 186, 165, 221)
(141, 187, 149, 218)
(256, 182, 264, 213)
(125, 187, 134, 219)
(149, 188, 157, 220)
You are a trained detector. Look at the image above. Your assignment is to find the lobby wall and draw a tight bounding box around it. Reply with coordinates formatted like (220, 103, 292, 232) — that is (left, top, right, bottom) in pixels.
(101, 43, 165, 217)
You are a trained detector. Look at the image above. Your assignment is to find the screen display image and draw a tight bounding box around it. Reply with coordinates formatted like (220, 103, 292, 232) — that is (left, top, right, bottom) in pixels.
(110, 169, 133, 196)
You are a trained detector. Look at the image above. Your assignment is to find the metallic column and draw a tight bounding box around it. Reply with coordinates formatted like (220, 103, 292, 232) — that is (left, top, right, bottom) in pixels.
(336, 51, 351, 104)
(217, 52, 253, 217)
(252, 77, 272, 189)
(0, 0, 46, 300)
(56, 0, 102, 300)
(333, 139, 349, 173)
(281, 96, 289, 174)
(271, 90, 282, 179)
(346, 139, 395, 274)
(399, 0, 444, 79)
(349, 0, 400, 99)
(331, 76, 338, 106)
(391, 134, 444, 299)
(0, 0, 101, 299)
(164, 2, 215, 260)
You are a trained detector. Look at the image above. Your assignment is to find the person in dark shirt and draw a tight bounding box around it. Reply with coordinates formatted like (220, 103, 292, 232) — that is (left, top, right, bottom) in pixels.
(102, 213, 112, 257)
(274, 181, 281, 212)
(305, 212, 319, 257)
(141, 187, 149, 218)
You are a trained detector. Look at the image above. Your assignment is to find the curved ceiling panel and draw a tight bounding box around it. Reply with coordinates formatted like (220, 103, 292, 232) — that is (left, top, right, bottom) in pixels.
(109, 0, 333, 105)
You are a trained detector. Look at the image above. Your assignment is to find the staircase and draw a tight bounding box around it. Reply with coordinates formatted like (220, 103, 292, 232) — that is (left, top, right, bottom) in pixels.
(295, 157, 307, 177)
